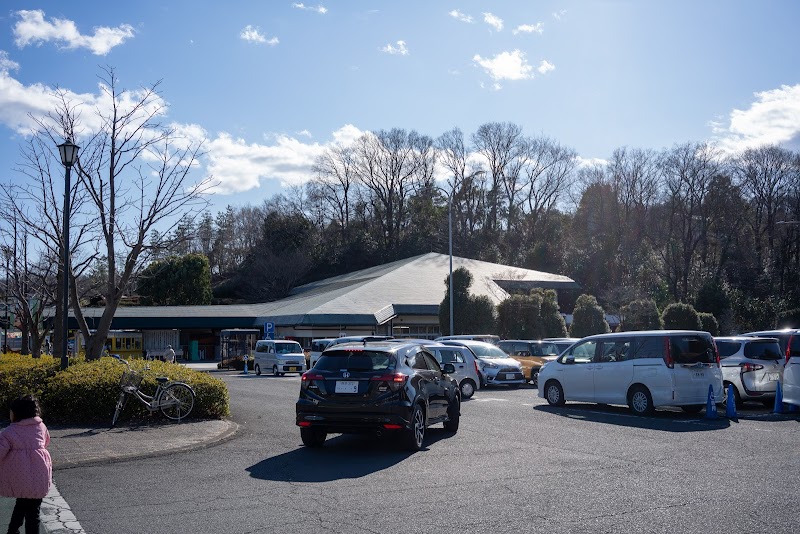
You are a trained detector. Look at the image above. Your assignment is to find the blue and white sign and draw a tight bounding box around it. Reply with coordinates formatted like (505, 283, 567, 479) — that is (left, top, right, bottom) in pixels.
(264, 321, 275, 340)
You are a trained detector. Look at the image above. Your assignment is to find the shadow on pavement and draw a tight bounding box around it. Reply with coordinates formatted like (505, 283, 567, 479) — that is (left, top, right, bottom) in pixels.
(534, 403, 733, 432)
(246, 429, 452, 483)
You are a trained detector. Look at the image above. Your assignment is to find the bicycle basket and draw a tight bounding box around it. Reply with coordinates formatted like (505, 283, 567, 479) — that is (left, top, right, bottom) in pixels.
(120, 369, 143, 389)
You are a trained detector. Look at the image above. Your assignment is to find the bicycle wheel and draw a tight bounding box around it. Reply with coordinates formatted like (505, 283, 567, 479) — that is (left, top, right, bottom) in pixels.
(159, 383, 195, 421)
(111, 392, 128, 427)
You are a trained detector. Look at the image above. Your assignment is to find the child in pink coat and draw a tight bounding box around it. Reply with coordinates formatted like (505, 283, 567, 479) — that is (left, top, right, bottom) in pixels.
(0, 395, 52, 534)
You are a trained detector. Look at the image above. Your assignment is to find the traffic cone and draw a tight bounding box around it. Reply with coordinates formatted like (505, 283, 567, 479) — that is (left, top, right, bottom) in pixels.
(725, 384, 737, 419)
(773, 381, 783, 414)
(705, 384, 718, 419)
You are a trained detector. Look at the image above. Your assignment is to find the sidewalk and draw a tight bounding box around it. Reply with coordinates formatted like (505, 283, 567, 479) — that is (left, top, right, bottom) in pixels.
(1, 360, 237, 533)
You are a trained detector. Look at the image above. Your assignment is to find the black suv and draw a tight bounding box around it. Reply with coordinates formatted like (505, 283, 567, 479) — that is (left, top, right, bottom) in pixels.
(296, 341, 461, 451)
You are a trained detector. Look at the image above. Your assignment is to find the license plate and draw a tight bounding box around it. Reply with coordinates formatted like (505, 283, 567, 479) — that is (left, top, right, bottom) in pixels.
(767, 373, 780, 381)
(692, 371, 705, 379)
(505, 373, 516, 380)
(335, 380, 359, 393)
(288, 366, 299, 372)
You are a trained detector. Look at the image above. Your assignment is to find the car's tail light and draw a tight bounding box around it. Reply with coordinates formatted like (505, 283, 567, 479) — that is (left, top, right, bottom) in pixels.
(474, 358, 480, 376)
(787, 335, 795, 364)
(663, 337, 674, 369)
(370, 373, 407, 392)
(741, 363, 764, 373)
(301, 372, 324, 391)
(712, 338, 721, 367)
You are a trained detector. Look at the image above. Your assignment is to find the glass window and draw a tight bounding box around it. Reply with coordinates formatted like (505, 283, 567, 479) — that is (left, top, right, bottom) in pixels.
(568, 341, 597, 363)
(315, 350, 395, 371)
(599, 339, 632, 363)
(743, 341, 783, 361)
(716, 341, 740, 359)
(437, 349, 464, 364)
(410, 353, 429, 370)
(634, 337, 664, 359)
(670, 335, 716, 364)
(422, 352, 442, 372)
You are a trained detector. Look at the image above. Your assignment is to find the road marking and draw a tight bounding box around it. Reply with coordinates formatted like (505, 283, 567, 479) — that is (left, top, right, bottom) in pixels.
(472, 398, 509, 402)
(41, 482, 86, 533)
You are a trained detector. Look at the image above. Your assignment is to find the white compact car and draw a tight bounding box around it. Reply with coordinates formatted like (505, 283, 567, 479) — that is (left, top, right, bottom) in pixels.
(743, 329, 800, 407)
(715, 336, 783, 407)
(538, 330, 723, 415)
(253, 339, 307, 376)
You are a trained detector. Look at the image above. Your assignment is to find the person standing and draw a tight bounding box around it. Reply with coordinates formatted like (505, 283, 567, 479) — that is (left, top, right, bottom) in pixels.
(165, 344, 176, 363)
(0, 394, 52, 534)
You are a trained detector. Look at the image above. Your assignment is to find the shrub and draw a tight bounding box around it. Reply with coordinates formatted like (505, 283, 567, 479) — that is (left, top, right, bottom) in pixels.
(2, 355, 229, 424)
(661, 302, 702, 330)
(570, 294, 610, 338)
(620, 300, 663, 331)
(698, 312, 720, 336)
(0, 354, 61, 418)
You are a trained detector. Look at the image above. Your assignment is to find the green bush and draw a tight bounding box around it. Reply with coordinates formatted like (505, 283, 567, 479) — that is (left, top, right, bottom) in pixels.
(1, 355, 229, 424)
(620, 299, 663, 331)
(661, 302, 703, 330)
(570, 294, 610, 338)
(0, 354, 61, 418)
(698, 312, 720, 336)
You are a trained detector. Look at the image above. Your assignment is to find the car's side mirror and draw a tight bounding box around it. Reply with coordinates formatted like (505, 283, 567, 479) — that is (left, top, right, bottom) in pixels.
(441, 363, 456, 374)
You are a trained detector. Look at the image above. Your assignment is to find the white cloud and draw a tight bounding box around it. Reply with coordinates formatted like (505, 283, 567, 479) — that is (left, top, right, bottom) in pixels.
(13, 10, 134, 56)
(537, 60, 555, 74)
(483, 12, 504, 31)
(553, 10, 567, 20)
(381, 40, 409, 56)
(292, 3, 328, 14)
(512, 23, 544, 35)
(205, 125, 365, 194)
(473, 50, 533, 81)
(240, 25, 278, 45)
(0, 51, 20, 73)
(449, 10, 474, 24)
(713, 84, 800, 153)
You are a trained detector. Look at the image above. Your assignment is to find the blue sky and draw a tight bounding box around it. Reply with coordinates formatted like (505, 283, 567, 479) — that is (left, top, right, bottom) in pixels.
(1, 1, 799, 213)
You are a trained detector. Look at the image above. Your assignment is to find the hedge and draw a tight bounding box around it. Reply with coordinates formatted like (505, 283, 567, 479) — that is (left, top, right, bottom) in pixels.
(1, 355, 230, 425)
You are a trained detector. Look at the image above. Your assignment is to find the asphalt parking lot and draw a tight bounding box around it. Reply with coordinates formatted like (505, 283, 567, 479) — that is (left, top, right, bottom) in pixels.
(45, 374, 800, 534)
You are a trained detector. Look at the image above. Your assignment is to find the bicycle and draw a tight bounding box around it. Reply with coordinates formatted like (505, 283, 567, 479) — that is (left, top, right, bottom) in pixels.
(111, 356, 196, 427)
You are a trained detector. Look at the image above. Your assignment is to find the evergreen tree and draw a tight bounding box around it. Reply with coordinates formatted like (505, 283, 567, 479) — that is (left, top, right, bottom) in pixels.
(570, 294, 610, 338)
(661, 302, 703, 330)
(620, 299, 663, 331)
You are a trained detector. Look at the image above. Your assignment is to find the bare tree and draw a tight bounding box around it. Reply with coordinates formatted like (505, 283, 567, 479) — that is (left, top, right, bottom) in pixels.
(29, 67, 215, 360)
(471, 122, 524, 233)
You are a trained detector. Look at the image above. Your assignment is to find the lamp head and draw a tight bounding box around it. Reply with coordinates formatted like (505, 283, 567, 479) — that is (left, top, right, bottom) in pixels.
(57, 140, 79, 167)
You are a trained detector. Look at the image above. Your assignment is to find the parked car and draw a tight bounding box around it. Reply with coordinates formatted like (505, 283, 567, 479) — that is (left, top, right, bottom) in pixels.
(425, 343, 482, 399)
(439, 340, 525, 388)
(714, 336, 783, 407)
(434, 334, 501, 345)
(308, 338, 335, 368)
(544, 338, 581, 355)
(253, 339, 307, 376)
(325, 335, 394, 351)
(497, 340, 562, 386)
(296, 341, 461, 451)
(538, 330, 723, 416)
(742, 329, 800, 407)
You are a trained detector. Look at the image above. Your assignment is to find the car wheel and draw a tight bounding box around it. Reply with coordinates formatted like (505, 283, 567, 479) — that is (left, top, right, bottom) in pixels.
(404, 403, 426, 451)
(628, 385, 654, 416)
(544, 380, 565, 407)
(443, 395, 460, 433)
(255, 364, 261, 376)
(459, 379, 476, 399)
(300, 427, 327, 447)
(531, 370, 539, 388)
(681, 405, 704, 414)
(272, 365, 279, 377)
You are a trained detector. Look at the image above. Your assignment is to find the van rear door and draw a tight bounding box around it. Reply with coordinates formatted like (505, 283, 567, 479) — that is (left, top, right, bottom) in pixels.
(669, 334, 721, 404)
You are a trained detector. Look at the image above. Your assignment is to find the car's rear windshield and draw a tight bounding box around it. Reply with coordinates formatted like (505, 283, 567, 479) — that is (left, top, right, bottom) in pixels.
(670, 335, 716, 364)
(744, 340, 783, 360)
(716, 341, 741, 359)
(315, 350, 396, 372)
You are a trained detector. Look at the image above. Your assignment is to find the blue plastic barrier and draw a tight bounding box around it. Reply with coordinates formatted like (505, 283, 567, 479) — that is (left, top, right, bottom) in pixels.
(725, 383, 737, 419)
(705, 384, 718, 419)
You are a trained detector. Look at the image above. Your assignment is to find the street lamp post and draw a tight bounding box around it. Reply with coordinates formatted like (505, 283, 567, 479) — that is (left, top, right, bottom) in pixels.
(57, 140, 79, 370)
(443, 170, 485, 336)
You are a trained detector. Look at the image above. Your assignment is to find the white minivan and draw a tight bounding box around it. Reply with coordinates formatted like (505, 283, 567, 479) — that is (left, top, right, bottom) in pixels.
(538, 330, 723, 415)
(253, 339, 307, 376)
